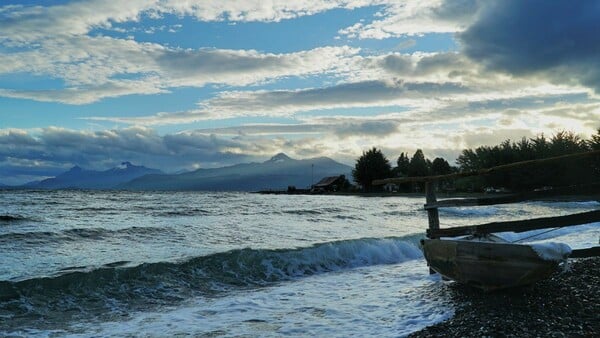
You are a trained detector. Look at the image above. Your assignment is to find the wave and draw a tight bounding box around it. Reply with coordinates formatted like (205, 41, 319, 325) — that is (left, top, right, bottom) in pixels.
(152, 208, 211, 217)
(68, 206, 120, 212)
(0, 236, 424, 319)
(282, 207, 346, 216)
(531, 200, 600, 209)
(0, 226, 173, 244)
(0, 214, 30, 222)
(439, 206, 498, 217)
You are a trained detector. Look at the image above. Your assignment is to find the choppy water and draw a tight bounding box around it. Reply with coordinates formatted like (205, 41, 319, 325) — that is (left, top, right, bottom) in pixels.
(0, 190, 598, 337)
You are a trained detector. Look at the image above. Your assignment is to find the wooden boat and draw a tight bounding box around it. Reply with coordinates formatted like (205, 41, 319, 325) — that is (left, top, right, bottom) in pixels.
(421, 236, 568, 291)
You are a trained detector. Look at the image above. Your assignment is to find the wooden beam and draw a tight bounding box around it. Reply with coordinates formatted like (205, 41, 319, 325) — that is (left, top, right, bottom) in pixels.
(427, 210, 600, 238)
(373, 149, 600, 185)
(570, 246, 600, 258)
(425, 181, 440, 232)
(424, 182, 600, 209)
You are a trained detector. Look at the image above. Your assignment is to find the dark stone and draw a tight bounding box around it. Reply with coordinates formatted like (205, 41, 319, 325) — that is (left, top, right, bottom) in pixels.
(409, 258, 600, 337)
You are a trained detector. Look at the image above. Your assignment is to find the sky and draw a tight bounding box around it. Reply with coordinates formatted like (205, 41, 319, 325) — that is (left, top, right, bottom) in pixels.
(1, 0, 599, 185)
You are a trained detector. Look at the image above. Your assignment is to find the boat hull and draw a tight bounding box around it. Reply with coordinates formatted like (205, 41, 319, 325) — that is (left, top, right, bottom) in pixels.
(422, 239, 559, 291)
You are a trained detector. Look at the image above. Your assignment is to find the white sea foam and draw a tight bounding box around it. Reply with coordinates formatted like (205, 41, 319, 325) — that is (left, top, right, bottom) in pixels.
(530, 242, 572, 261)
(67, 260, 453, 338)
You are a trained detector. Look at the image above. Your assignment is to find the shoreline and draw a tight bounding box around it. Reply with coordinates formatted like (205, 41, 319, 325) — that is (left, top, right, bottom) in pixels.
(409, 257, 600, 337)
(256, 190, 600, 201)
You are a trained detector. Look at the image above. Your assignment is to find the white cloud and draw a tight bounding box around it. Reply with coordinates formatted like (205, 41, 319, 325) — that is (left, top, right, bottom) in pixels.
(0, 79, 166, 105)
(0, 36, 358, 103)
(158, 0, 384, 23)
(0, 0, 154, 42)
(0, 1, 370, 104)
(339, 0, 480, 39)
(0, 0, 382, 44)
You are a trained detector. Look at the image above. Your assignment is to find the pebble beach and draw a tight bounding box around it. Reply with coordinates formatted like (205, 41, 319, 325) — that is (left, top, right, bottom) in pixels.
(410, 257, 599, 337)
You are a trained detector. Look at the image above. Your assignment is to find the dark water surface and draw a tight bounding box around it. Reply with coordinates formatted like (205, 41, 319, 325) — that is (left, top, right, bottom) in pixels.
(0, 190, 597, 337)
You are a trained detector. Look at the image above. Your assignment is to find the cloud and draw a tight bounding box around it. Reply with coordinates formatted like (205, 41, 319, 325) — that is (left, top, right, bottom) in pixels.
(79, 47, 590, 129)
(0, 126, 362, 183)
(0, 80, 166, 105)
(85, 78, 466, 124)
(203, 80, 466, 116)
(156, 46, 358, 88)
(0, 35, 358, 103)
(181, 117, 405, 140)
(459, 1, 600, 93)
(0, 0, 153, 42)
(0, 1, 365, 104)
(0, 127, 256, 180)
(339, 0, 480, 39)
(0, 1, 381, 43)
(2, 94, 598, 185)
(158, 0, 383, 23)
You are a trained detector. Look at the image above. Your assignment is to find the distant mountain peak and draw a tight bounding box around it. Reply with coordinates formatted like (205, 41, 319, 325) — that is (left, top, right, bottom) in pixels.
(118, 161, 133, 169)
(268, 153, 293, 163)
(69, 165, 83, 172)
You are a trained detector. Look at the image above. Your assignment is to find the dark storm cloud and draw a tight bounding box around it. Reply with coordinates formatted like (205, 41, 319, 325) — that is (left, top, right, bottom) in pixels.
(460, 1, 600, 91)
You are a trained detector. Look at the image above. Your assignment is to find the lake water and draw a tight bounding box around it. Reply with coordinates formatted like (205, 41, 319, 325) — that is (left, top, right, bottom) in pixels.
(1, 190, 598, 337)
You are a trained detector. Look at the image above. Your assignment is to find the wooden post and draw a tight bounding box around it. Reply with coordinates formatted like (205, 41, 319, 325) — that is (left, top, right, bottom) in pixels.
(425, 181, 440, 237)
(425, 181, 440, 275)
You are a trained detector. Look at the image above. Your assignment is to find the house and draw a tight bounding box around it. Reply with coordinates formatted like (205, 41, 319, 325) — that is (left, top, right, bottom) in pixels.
(384, 183, 399, 192)
(311, 175, 347, 192)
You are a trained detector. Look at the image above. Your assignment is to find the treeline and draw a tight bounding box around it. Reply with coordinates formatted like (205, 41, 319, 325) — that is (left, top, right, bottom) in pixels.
(456, 131, 600, 192)
(353, 130, 600, 192)
(352, 148, 455, 192)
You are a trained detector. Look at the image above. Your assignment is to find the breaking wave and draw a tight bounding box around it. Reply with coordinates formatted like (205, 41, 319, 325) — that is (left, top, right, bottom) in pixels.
(0, 236, 424, 321)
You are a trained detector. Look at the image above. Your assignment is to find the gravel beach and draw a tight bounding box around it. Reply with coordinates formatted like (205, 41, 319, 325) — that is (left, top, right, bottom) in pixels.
(410, 257, 599, 337)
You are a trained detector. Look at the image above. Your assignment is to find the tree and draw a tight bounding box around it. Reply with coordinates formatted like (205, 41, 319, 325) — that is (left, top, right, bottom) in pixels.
(408, 149, 429, 177)
(395, 152, 410, 177)
(590, 129, 600, 176)
(431, 157, 452, 176)
(455, 131, 598, 192)
(589, 128, 600, 150)
(352, 148, 392, 192)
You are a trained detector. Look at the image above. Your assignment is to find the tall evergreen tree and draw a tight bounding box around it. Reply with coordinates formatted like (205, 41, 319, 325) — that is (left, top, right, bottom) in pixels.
(408, 149, 429, 177)
(396, 152, 410, 177)
(352, 148, 392, 192)
(431, 157, 452, 176)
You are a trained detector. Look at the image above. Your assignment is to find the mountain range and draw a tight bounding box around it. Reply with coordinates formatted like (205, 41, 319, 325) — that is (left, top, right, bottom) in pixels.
(20, 154, 352, 191)
(121, 153, 352, 191)
(29, 162, 163, 189)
